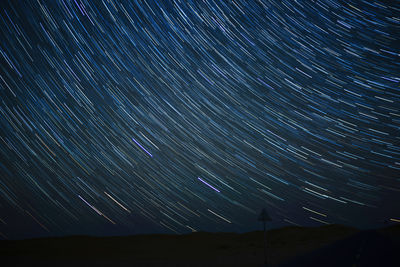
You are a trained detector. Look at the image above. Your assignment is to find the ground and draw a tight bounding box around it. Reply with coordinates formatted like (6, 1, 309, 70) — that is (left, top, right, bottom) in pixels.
(1, 224, 399, 266)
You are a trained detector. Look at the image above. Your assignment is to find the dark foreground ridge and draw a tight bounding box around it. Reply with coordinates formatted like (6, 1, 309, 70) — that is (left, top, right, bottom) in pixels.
(1, 224, 399, 267)
(278, 225, 400, 267)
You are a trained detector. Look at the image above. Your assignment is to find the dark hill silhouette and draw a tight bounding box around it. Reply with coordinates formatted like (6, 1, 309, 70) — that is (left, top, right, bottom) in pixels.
(1, 224, 398, 266)
(278, 227, 400, 267)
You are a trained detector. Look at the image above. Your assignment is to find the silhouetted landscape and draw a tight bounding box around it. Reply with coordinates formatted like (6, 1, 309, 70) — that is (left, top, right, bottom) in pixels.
(1, 224, 399, 266)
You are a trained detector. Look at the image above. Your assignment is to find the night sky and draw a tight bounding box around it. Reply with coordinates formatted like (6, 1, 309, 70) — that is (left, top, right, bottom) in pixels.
(0, 0, 399, 240)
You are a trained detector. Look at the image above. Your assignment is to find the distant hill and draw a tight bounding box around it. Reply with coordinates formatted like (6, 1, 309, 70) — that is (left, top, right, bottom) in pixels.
(1, 224, 398, 266)
(278, 224, 400, 267)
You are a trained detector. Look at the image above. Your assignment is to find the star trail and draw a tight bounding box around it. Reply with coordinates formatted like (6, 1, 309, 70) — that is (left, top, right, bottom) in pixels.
(0, 0, 399, 239)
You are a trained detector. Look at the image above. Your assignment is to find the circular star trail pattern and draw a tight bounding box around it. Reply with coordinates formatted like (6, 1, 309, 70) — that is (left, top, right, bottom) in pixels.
(0, 0, 399, 239)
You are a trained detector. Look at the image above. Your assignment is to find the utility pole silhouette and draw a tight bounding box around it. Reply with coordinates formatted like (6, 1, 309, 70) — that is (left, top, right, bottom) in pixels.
(258, 208, 271, 267)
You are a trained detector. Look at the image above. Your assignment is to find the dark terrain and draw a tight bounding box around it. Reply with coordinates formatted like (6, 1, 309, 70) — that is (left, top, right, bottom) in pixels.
(279, 224, 400, 267)
(1, 224, 399, 266)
